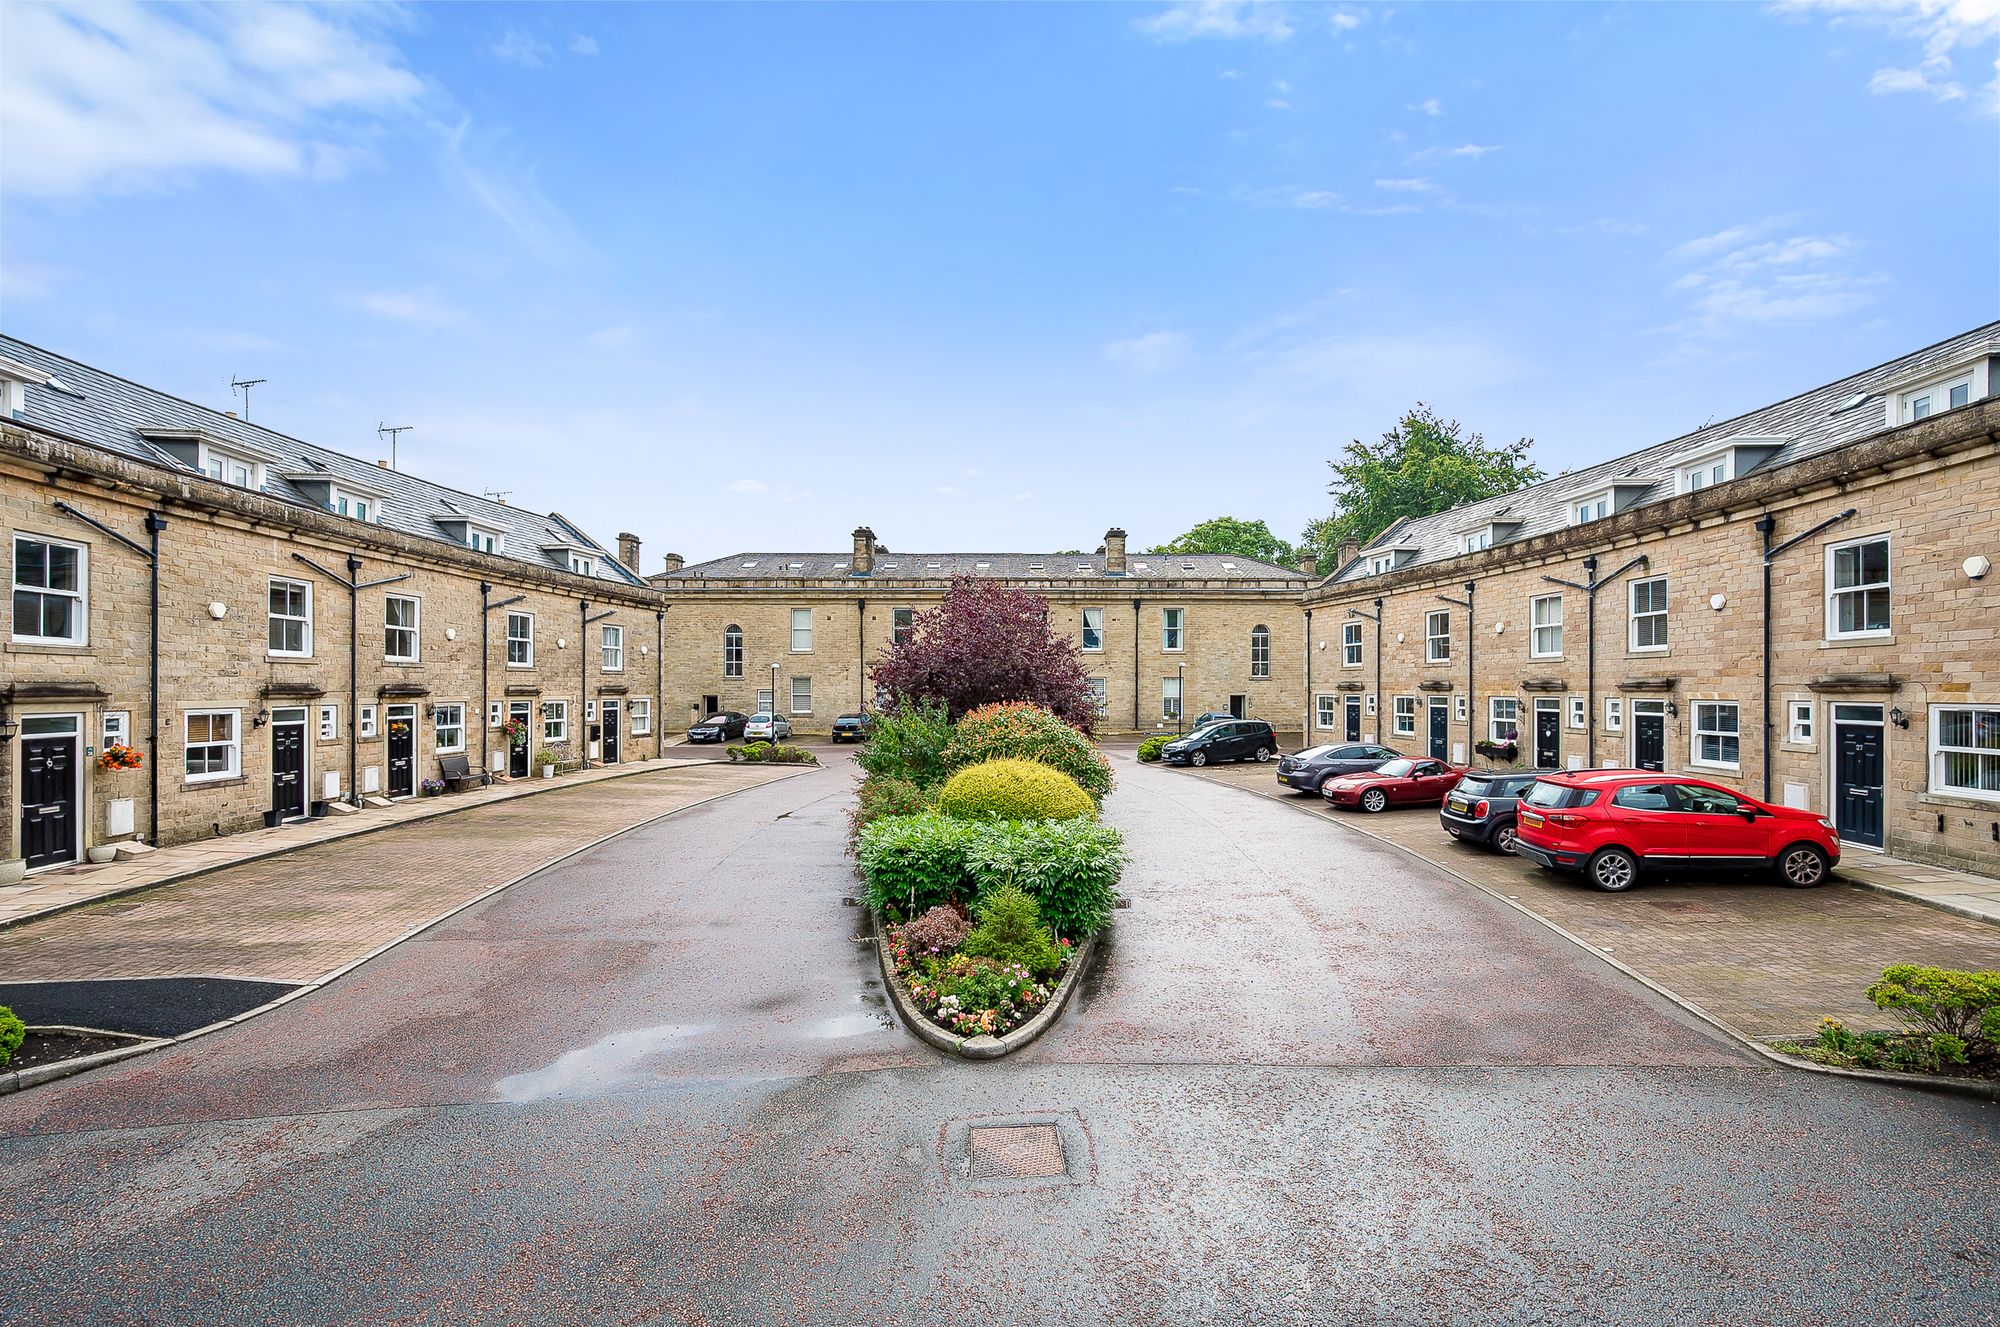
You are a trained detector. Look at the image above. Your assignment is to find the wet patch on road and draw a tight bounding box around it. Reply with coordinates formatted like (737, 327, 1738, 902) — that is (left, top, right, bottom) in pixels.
(0, 977, 299, 1038)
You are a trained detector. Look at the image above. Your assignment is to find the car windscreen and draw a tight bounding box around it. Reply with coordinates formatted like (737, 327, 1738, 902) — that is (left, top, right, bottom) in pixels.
(1523, 782, 1600, 809)
(1375, 759, 1416, 777)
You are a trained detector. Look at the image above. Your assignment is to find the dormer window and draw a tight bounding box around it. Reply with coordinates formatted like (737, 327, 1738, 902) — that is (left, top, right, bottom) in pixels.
(1901, 374, 1973, 421)
(1885, 356, 1989, 427)
(436, 516, 503, 553)
(1682, 453, 1729, 492)
(1575, 496, 1609, 524)
(329, 488, 380, 523)
(1369, 554, 1395, 575)
(568, 552, 596, 576)
(1676, 438, 1785, 496)
(141, 429, 278, 492)
(1462, 529, 1492, 554)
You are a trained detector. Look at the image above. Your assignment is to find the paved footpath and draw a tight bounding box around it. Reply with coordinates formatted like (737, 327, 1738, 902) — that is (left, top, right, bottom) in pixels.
(1, 751, 1994, 1326)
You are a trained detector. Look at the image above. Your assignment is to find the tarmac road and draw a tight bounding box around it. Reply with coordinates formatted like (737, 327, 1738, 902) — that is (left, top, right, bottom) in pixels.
(2, 751, 1995, 1326)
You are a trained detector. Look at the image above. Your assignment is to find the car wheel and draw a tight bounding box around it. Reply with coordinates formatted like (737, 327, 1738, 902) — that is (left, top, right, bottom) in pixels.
(1493, 821, 1520, 856)
(1255, 746, 1273, 763)
(1360, 788, 1388, 813)
(1776, 843, 1829, 889)
(1586, 847, 1640, 893)
(1190, 751, 1208, 767)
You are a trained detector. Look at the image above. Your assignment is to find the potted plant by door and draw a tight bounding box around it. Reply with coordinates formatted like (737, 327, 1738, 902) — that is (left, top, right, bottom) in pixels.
(534, 750, 560, 779)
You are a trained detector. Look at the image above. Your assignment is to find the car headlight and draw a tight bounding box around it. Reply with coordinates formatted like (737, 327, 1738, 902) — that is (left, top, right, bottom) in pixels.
(1817, 818, 1835, 831)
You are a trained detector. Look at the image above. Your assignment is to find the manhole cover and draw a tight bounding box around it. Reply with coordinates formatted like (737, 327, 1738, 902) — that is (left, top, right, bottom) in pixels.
(966, 1124, 1066, 1179)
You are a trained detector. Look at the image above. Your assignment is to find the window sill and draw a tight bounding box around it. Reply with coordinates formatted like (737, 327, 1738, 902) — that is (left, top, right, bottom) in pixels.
(1688, 762, 1742, 775)
(1529, 654, 1565, 663)
(506, 663, 535, 670)
(1920, 790, 2000, 811)
(1819, 635, 1894, 649)
(266, 653, 314, 664)
(7, 639, 91, 654)
(384, 659, 422, 668)
(184, 774, 247, 789)
(1625, 648, 1669, 659)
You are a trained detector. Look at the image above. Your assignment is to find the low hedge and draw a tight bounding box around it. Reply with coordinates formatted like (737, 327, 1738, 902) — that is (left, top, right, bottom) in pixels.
(1137, 734, 1171, 763)
(0, 1005, 23, 1068)
(729, 741, 818, 765)
(941, 703, 1113, 799)
(857, 812, 1126, 941)
(935, 758, 1095, 823)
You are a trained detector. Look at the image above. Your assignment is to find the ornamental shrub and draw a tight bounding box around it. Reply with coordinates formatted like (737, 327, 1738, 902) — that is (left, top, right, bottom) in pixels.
(966, 817, 1126, 942)
(0, 1005, 23, 1068)
(1865, 965, 2000, 1047)
(941, 702, 1113, 799)
(961, 884, 1065, 976)
(729, 741, 817, 765)
(848, 774, 933, 851)
(856, 813, 983, 921)
(1137, 734, 1171, 763)
(935, 758, 1095, 823)
(902, 903, 970, 960)
(855, 696, 957, 789)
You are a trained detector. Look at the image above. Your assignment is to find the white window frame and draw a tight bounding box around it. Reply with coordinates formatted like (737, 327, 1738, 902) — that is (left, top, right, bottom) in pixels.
(384, 593, 420, 663)
(1392, 695, 1417, 737)
(724, 624, 744, 677)
(789, 676, 812, 715)
(1788, 700, 1816, 745)
(1250, 624, 1271, 678)
(1081, 608, 1104, 653)
(1530, 593, 1563, 659)
(630, 698, 653, 735)
(11, 532, 88, 645)
(434, 702, 466, 754)
(489, 701, 504, 729)
(1930, 705, 2000, 803)
(1679, 453, 1731, 494)
(585, 700, 597, 722)
(1342, 622, 1363, 668)
(1368, 554, 1395, 576)
(1899, 372, 1976, 423)
(1825, 534, 1891, 641)
(183, 709, 241, 783)
(1365, 694, 1377, 716)
(1571, 494, 1609, 525)
(506, 611, 535, 667)
(1162, 676, 1182, 721)
(1162, 607, 1185, 653)
(103, 710, 130, 746)
(267, 576, 312, 658)
(318, 705, 338, 742)
(1454, 694, 1468, 723)
(567, 552, 596, 576)
(788, 607, 813, 653)
(1629, 577, 1668, 652)
(1489, 697, 1519, 745)
(1425, 610, 1450, 664)
(542, 700, 570, 743)
(359, 705, 378, 739)
(601, 624, 625, 672)
(1567, 695, 1586, 730)
(1461, 528, 1492, 554)
(1316, 694, 1337, 730)
(1691, 701, 1742, 771)
(892, 607, 916, 647)
(1087, 678, 1108, 718)
(1604, 697, 1624, 733)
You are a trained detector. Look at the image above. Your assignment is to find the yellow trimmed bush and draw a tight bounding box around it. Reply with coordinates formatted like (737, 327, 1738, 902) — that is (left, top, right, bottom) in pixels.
(935, 758, 1095, 823)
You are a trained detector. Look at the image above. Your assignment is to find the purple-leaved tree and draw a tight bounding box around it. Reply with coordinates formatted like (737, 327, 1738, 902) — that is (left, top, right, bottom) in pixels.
(871, 578, 1098, 732)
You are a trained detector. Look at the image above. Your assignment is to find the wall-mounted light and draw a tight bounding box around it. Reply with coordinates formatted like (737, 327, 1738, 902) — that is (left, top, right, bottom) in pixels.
(1709, 594, 1727, 611)
(1395, 632, 1405, 643)
(557, 637, 568, 649)
(1966, 555, 1992, 581)
(1493, 621, 1506, 635)
(444, 627, 457, 642)
(207, 601, 228, 620)
(1890, 706, 1910, 729)
(640, 645, 650, 656)
(1666, 701, 1679, 719)
(0, 715, 17, 743)
(252, 707, 270, 729)
(424, 702, 436, 718)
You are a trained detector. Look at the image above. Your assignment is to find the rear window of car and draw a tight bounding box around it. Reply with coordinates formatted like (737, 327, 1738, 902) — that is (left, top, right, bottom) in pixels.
(1524, 782, 1600, 809)
(1457, 776, 1495, 797)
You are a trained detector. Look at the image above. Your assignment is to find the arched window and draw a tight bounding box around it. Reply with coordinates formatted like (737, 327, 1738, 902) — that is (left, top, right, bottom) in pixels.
(1250, 624, 1271, 678)
(723, 625, 744, 677)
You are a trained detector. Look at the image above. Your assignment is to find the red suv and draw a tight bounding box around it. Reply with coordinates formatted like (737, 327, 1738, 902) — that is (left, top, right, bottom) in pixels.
(1511, 770, 1840, 892)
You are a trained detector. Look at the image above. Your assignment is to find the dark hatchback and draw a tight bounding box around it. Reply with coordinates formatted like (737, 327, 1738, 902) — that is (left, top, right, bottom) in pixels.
(1439, 768, 1557, 855)
(686, 711, 749, 743)
(831, 713, 874, 743)
(1161, 720, 1278, 767)
(1275, 743, 1402, 794)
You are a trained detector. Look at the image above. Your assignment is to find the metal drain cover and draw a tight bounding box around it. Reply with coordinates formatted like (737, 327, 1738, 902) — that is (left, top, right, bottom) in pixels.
(966, 1123, 1066, 1179)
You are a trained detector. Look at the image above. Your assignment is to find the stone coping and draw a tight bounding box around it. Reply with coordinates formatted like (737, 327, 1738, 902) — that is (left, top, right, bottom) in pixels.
(872, 911, 1097, 1060)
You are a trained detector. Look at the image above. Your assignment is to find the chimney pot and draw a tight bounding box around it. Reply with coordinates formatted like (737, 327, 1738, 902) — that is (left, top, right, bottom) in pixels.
(1298, 553, 1319, 578)
(1336, 538, 1360, 569)
(663, 552, 684, 574)
(851, 526, 876, 575)
(377, 458, 389, 469)
(224, 411, 236, 418)
(1103, 527, 1128, 575)
(617, 531, 641, 572)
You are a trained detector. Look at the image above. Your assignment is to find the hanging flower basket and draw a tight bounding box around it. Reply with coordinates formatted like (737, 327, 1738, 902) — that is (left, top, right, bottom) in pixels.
(500, 717, 530, 748)
(1473, 733, 1519, 762)
(96, 743, 144, 772)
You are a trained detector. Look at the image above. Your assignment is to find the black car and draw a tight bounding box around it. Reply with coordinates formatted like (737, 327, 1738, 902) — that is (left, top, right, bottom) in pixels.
(1161, 720, 1277, 767)
(1275, 743, 1402, 794)
(1191, 711, 1240, 729)
(687, 711, 749, 743)
(830, 713, 874, 743)
(1439, 768, 1557, 855)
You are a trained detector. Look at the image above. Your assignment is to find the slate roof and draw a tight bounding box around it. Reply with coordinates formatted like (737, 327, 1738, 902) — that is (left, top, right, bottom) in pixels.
(0, 334, 646, 588)
(670, 551, 1305, 582)
(1327, 322, 2000, 585)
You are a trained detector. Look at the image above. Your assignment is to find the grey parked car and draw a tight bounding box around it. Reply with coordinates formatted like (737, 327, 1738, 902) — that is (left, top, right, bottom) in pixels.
(1439, 768, 1559, 855)
(1275, 743, 1402, 794)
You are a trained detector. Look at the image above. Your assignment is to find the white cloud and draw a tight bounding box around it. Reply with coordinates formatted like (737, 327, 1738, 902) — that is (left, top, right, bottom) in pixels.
(1104, 331, 1194, 374)
(587, 324, 639, 349)
(570, 35, 600, 56)
(1374, 176, 1440, 192)
(489, 30, 554, 68)
(1779, 0, 2000, 110)
(1135, 1, 1294, 43)
(1411, 97, 1443, 115)
(1330, 8, 1366, 31)
(0, 2, 423, 199)
(1663, 222, 1885, 340)
(441, 119, 585, 265)
(348, 289, 466, 328)
(1414, 142, 1502, 161)
(1868, 64, 1966, 100)
(1266, 98, 1293, 109)
(726, 479, 770, 496)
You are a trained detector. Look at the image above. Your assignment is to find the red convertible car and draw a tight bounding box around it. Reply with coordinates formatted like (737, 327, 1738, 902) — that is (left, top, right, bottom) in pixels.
(1321, 757, 1467, 812)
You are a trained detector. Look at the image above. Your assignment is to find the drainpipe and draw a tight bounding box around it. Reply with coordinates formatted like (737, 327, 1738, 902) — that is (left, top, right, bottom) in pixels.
(1131, 598, 1142, 731)
(1435, 582, 1476, 762)
(1540, 552, 1648, 769)
(1375, 597, 1383, 739)
(480, 584, 527, 782)
(1758, 507, 1857, 800)
(1302, 608, 1313, 745)
(656, 607, 667, 757)
(579, 597, 619, 769)
(289, 552, 410, 805)
(857, 598, 868, 713)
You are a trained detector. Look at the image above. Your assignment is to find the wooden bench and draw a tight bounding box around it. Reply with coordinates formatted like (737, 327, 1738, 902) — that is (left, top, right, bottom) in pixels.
(438, 752, 484, 793)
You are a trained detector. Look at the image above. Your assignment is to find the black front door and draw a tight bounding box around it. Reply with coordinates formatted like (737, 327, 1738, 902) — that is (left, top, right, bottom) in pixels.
(1229, 694, 1247, 720)
(271, 715, 307, 820)
(602, 700, 621, 765)
(20, 730, 78, 871)
(1634, 708, 1665, 773)
(508, 701, 531, 777)
(1428, 701, 1449, 760)
(1535, 704, 1560, 769)
(1344, 697, 1362, 742)
(1835, 717, 1885, 849)
(387, 706, 416, 798)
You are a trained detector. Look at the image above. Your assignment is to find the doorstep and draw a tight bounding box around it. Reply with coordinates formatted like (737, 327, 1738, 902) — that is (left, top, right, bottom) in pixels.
(0, 757, 714, 931)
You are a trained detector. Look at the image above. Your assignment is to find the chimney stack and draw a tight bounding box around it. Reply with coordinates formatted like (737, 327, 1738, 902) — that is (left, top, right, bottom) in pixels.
(617, 532, 641, 572)
(1336, 538, 1359, 570)
(662, 553, 684, 575)
(1103, 527, 1128, 575)
(1298, 553, 1318, 578)
(852, 526, 876, 575)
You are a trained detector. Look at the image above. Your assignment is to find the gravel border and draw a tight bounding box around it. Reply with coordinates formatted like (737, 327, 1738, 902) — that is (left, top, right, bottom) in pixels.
(872, 911, 1098, 1060)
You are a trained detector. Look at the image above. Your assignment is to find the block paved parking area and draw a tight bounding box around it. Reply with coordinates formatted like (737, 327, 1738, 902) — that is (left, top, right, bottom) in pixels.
(1184, 758, 2000, 1041)
(0, 761, 811, 988)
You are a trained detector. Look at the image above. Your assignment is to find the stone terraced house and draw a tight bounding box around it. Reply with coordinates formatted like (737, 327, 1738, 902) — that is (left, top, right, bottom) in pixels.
(1304, 323, 2000, 877)
(649, 528, 1312, 739)
(2, 336, 664, 871)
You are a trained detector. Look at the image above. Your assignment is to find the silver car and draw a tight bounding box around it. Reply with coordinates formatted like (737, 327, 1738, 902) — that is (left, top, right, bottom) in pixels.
(743, 712, 792, 742)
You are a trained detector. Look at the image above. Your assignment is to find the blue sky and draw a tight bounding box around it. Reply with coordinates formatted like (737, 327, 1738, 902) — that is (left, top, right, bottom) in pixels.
(2, 1, 1994, 569)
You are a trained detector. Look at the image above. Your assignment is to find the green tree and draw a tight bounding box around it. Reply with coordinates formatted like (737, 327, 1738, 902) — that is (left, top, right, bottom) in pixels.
(1148, 516, 1295, 564)
(1300, 405, 1543, 567)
